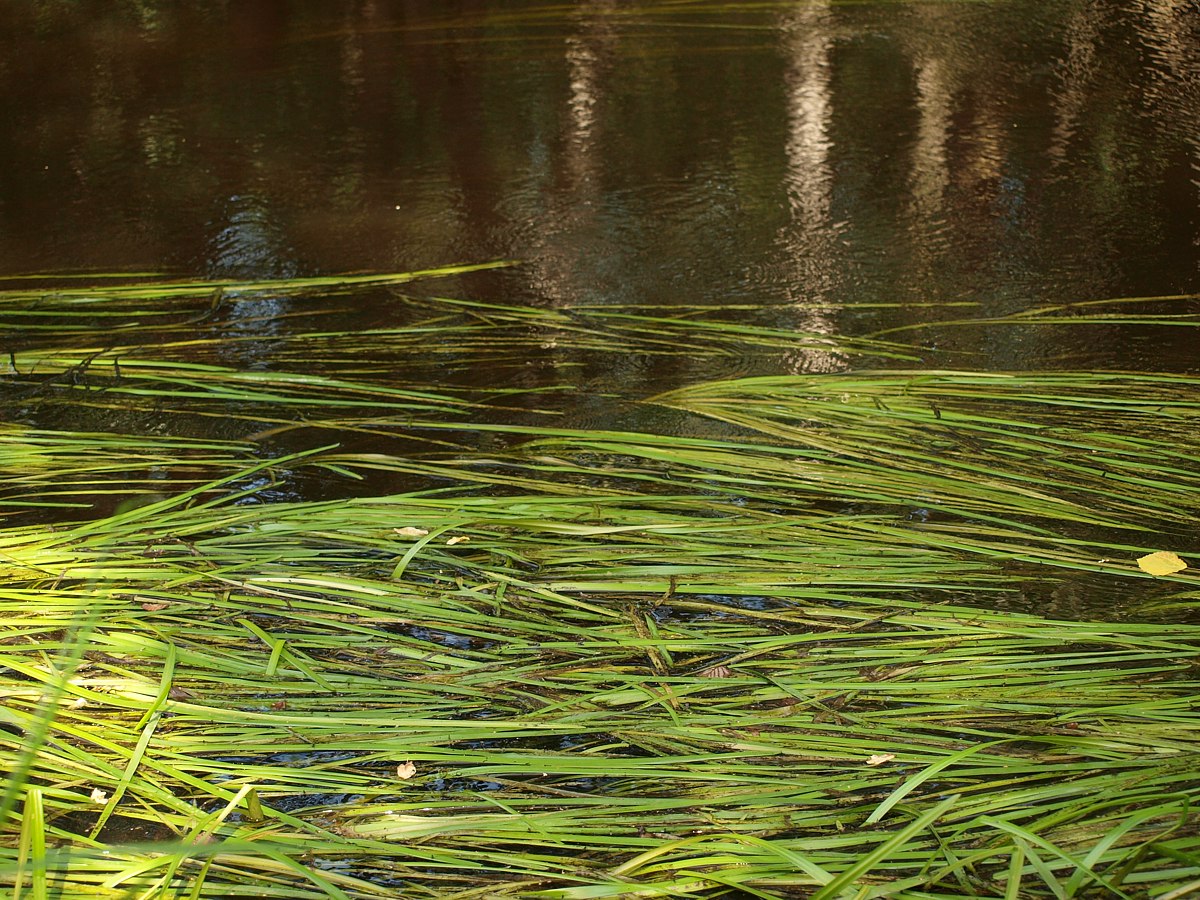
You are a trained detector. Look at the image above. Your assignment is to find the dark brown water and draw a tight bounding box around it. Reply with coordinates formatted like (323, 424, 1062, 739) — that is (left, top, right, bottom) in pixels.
(2, 0, 1198, 380)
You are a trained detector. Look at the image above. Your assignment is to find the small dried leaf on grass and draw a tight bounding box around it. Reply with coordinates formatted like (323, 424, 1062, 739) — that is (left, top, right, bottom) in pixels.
(1137, 551, 1187, 576)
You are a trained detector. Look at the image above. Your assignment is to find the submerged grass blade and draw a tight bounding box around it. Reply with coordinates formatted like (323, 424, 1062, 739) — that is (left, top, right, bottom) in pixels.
(0, 262, 518, 307)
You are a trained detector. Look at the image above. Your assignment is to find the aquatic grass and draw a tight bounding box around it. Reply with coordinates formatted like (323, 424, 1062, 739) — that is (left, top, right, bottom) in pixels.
(0, 424, 261, 514)
(5, 353, 487, 413)
(398, 294, 920, 364)
(648, 371, 1200, 532)
(868, 292, 1200, 339)
(0, 263, 517, 309)
(3, 459, 1200, 896)
(0, 275, 919, 402)
(4, 282, 1200, 895)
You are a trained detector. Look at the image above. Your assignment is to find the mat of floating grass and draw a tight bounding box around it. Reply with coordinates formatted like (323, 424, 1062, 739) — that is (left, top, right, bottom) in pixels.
(2, 413, 1200, 897)
(0, 270, 918, 385)
(3, 273, 1200, 897)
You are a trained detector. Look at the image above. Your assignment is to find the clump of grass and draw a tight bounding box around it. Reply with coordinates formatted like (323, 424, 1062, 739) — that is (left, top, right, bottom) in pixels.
(2, 276, 1200, 898)
(649, 371, 1200, 532)
(2, 431, 1199, 897)
(0, 424, 258, 515)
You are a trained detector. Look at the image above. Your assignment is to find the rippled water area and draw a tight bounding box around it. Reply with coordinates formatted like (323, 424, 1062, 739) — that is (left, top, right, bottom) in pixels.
(4, 1, 1198, 386)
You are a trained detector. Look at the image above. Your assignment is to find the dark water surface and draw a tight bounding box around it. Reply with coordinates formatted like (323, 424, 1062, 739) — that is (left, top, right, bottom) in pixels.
(3, 0, 1198, 381)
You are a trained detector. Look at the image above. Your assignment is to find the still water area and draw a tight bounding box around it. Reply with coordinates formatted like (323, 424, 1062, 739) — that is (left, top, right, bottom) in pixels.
(3, 0, 1199, 461)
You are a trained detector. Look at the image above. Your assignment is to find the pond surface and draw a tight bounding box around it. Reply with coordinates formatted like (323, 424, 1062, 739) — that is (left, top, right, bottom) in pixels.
(3, 0, 1198, 392)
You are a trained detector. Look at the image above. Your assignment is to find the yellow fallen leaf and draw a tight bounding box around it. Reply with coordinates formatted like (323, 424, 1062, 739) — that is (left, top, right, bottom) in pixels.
(396, 761, 417, 779)
(393, 527, 429, 537)
(446, 535, 470, 546)
(866, 753, 896, 766)
(1137, 551, 1187, 576)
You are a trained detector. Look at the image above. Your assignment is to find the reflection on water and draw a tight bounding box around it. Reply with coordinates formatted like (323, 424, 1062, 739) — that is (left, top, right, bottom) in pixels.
(208, 193, 297, 282)
(775, 1, 841, 374)
(206, 192, 295, 367)
(0, 0, 1197, 380)
(781, 1, 833, 231)
(525, 3, 620, 311)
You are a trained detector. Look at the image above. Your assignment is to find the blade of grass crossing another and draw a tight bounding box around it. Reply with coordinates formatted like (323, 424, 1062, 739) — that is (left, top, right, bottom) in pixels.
(810, 795, 960, 900)
(980, 816, 1132, 899)
(865, 739, 1008, 826)
(15, 788, 47, 900)
(89, 640, 176, 840)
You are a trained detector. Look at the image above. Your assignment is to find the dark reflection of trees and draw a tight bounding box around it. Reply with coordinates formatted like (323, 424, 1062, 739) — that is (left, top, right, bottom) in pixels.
(395, 0, 505, 261)
(0, 1, 1196, 372)
(227, 0, 291, 73)
(767, 0, 844, 375)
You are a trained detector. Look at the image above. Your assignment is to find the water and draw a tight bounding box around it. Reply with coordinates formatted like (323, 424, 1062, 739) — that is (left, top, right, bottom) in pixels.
(2, 1, 1197, 389)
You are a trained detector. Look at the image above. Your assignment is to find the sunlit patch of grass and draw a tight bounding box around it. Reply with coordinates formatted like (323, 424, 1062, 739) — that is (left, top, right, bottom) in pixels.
(2, 433, 1199, 896)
